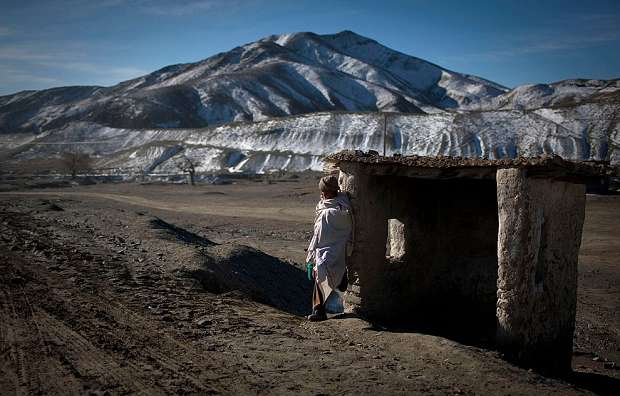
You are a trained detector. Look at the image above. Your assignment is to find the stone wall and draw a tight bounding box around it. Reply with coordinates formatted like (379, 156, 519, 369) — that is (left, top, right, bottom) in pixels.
(337, 162, 588, 374)
(398, 177, 498, 337)
(496, 169, 586, 374)
(339, 165, 390, 315)
(340, 165, 499, 337)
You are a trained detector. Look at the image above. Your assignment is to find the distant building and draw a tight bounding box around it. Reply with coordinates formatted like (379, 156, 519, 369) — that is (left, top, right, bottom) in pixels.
(326, 150, 610, 375)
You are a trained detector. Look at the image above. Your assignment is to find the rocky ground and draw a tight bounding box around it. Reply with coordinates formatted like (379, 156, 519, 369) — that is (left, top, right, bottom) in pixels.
(0, 177, 618, 395)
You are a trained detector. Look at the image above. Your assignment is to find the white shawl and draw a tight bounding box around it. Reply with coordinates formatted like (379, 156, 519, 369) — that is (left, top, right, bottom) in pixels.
(306, 193, 352, 299)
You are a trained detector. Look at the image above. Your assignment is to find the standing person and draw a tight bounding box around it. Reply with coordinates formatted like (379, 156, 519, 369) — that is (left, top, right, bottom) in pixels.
(306, 174, 352, 321)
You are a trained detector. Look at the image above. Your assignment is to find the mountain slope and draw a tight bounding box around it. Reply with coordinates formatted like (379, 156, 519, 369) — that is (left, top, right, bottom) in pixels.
(0, 30, 510, 134)
(4, 102, 617, 177)
(0, 31, 618, 175)
(464, 79, 620, 110)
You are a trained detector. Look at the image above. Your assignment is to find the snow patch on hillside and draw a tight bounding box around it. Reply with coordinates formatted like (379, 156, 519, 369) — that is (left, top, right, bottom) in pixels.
(9, 107, 617, 175)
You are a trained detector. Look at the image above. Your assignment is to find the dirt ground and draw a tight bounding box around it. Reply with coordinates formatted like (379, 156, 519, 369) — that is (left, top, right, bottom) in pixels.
(0, 177, 618, 395)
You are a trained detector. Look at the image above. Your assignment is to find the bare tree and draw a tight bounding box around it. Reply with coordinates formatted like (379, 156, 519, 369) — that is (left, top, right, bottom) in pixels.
(175, 154, 201, 185)
(60, 149, 92, 179)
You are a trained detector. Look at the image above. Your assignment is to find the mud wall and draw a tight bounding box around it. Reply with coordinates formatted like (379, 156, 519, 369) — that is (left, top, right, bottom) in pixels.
(496, 169, 586, 374)
(339, 166, 389, 314)
(392, 177, 499, 336)
(340, 165, 499, 336)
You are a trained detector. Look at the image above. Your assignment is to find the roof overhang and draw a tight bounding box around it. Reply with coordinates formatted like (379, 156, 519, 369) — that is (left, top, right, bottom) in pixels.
(325, 150, 612, 183)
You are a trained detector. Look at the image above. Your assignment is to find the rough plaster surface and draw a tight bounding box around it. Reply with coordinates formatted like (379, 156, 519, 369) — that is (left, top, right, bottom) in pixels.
(340, 165, 499, 334)
(339, 165, 389, 315)
(496, 168, 586, 374)
(387, 219, 406, 259)
(341, 165, 587, 373)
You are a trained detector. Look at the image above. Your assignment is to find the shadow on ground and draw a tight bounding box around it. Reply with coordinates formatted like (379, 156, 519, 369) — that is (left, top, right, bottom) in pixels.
(190, 244, 313, 316)
(358, 312, 497, 351)
(567, 371, 620, 396)
(359, 314, 620, 395)
(150, 217, 312, 316)
(150, 217, 217, 247)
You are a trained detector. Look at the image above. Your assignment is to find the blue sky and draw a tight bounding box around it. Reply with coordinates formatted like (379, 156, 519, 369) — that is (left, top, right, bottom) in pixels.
(0, 0, 618, 95)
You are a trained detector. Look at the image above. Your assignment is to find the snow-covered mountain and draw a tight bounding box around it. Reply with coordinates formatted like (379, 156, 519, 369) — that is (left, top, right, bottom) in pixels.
(0, 30, 618, 174)
(0, 31, 510, 134)
(5, 101, 618, 175)
(463, 79, 620, 110)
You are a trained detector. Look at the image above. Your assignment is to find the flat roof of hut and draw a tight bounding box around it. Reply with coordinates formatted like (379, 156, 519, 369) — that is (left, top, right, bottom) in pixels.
(326, 150, 610, 180)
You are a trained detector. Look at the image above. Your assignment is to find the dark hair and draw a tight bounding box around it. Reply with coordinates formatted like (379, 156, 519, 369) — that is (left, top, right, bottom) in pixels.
(322, 190, 338, 199)
(319, 175, 339, 194)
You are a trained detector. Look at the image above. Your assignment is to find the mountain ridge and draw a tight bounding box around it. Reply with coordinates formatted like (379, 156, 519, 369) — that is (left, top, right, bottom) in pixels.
(0, 31, 618, 175)
(0, 30, 516, 134)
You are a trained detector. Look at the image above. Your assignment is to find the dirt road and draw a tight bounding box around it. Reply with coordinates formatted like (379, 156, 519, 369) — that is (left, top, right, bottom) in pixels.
(0, 180, 618, 395)
(0, 190, 312, 222)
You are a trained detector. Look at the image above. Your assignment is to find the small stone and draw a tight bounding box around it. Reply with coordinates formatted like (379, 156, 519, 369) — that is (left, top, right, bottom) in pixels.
(195, 317, 212, 327)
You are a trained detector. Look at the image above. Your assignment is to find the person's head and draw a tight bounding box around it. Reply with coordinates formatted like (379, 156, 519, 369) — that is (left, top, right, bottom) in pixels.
(319, 174, 339, 199)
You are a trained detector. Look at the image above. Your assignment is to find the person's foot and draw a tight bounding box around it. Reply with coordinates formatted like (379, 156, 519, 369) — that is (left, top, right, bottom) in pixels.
(306, 311, 327, 321)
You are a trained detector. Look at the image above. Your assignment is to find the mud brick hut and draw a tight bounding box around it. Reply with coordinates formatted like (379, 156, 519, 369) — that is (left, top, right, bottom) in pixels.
(325, 150, 610, 374)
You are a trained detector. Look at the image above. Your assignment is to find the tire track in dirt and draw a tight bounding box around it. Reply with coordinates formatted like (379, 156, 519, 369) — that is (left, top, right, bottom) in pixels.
(1, 249, 221, 395)
(35, 309, 163, 395)
(0, 205, 235, 394)
(0, 191, 310, 222)
(4, 190, 615, 394)
(0, 276, 39, 396)
(0, 284, 59, 396)
(0, 325, 23, 395)
(87, 294, 227, 394)
(37, 273, 223, 394)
